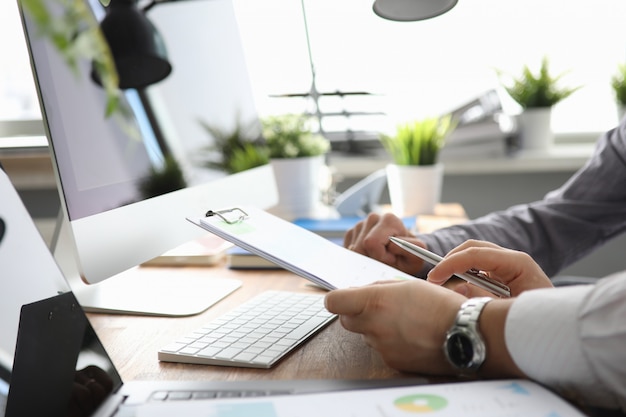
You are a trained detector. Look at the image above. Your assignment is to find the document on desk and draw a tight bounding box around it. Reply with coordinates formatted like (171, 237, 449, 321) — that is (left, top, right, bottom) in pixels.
(187, 206, 416, 290)
(137, 379, 586, 417)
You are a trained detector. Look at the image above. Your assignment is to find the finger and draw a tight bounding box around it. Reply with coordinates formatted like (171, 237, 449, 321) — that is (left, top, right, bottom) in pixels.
(325, 281, 402, 316)
(443, 239, 502, 258)
(343, 227, 354, 248)
(359, 240, 390, 261)
(386, 239, 428, 275)
(338, 313, 370, 334)
(428, 246, 531, 285)
(378, 212, 411, 238)
(371, 279, 406, 286)
(453, 282, 496, 298)
(343, 220, 362, 248)
(346, 214, 379, 254)
(325, 287, 370, 315)
(427, 245, 510, 284)
(440, 276, 465, 290)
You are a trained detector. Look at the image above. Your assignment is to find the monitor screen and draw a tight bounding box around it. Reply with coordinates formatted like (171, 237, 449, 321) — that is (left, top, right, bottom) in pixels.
(18, 0, 277, 314)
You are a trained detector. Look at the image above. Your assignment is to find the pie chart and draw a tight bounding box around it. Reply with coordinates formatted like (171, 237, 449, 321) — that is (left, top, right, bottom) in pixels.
(393, 393, 448, 413)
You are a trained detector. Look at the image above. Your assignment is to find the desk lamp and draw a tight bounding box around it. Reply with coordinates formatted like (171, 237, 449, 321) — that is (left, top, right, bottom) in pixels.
(93, 0, 172, 89)
(373, 0, 457, 21)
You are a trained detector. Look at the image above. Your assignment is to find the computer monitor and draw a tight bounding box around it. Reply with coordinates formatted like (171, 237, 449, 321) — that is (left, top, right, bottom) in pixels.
(18, 0, 278, 316)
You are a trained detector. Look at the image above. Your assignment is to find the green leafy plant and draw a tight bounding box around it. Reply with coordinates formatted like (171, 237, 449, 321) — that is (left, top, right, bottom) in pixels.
(380, 115, 455, 166)
(261, 114, 330, 159)
(139, 155, 187, 198)
(499, 56, 581, 109)
(199, 117, 268, 174)
(228, 143, 270, 173)
(22, 0, 121, 116)
(611, 63, 626, 106)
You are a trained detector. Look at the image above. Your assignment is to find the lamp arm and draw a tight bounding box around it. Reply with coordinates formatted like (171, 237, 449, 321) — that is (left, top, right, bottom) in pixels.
(142, 0, 158, 13)
(141, 0, 203, 13)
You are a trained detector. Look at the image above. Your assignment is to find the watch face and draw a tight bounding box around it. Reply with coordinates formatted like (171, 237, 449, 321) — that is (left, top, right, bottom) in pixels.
(445, 332, 474, 369)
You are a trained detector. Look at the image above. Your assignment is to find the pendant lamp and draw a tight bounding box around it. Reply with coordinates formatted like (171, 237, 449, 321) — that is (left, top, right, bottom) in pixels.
(373, 0, 457, 21)
(93, 0, 172, 89)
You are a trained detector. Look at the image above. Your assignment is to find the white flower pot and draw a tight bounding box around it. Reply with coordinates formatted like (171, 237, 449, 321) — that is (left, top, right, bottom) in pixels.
(269, 155, 325, 220)
(617, 104, 626, 122)
(386, 163, 443, 217)
(517, 107, 553, 151)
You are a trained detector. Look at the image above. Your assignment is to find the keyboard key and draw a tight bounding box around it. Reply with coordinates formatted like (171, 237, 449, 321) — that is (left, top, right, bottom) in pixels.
(167, 391, 193, 401)
(192, 391, 217, 400)
(284, 316, 332, 340)
(158, 291, 336, 368)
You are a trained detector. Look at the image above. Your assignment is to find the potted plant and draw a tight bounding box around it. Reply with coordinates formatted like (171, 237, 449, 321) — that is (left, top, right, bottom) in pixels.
(261, 113, 330, 158)
(139, 154, 187, 198)
(380, 115, 455, 216)
(198, 116, 268, 174)
(260, 114, 330, 219)
(611, 63, 626, 121)
(499, 56, 581, 151)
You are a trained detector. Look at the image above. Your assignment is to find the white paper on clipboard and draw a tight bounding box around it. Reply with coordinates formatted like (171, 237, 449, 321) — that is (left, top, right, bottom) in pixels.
(187, 206, 415, 290)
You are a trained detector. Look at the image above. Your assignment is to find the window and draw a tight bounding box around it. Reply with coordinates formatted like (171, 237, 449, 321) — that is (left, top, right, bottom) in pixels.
(233, 0, 626, 136)
(0, 1, 40, 123)
(3, 0, 625, 140)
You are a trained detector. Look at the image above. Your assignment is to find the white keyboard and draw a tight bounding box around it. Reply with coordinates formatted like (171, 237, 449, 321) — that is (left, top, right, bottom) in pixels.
(158, 291, 336, 368)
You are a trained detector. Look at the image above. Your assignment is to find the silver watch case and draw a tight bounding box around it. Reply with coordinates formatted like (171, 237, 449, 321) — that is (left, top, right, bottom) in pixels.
(443, 297, 492, 373)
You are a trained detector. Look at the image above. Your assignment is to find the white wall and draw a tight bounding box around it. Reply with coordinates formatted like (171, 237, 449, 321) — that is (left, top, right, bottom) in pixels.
(233, 0, 626, 135)
(147, 0, 259, 163)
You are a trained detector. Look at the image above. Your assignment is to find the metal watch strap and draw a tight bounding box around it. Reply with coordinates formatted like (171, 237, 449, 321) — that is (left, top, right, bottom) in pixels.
(456, 297, 492, 329)
(444, 297, 493, 372)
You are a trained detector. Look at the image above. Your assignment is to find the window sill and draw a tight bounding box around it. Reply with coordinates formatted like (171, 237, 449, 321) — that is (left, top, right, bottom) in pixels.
(0, 135, 55, 190)
(329, 130, 599, 178)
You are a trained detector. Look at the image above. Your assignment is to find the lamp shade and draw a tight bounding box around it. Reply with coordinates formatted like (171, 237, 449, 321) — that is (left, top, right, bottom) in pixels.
(94, 0, 172, 89)
(373, 0, 457, 21)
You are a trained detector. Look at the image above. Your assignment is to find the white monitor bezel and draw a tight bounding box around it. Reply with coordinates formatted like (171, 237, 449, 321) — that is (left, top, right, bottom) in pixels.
(19, 0, 278, 315)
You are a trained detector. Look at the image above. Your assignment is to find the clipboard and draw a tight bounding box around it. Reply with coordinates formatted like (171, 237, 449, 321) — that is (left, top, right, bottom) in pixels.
(187, 206, 416, 290)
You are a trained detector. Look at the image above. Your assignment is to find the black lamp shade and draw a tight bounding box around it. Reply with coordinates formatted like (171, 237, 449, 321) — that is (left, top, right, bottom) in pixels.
(373, 0, 458, 21)
(95, 0, 172, 89)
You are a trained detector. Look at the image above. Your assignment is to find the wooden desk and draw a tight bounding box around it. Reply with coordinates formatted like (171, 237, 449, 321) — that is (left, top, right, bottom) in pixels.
(87, 204, 468, 383)
(88, 266, 412, 383)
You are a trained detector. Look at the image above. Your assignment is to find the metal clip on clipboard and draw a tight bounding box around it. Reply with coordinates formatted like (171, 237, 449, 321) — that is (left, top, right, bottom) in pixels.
(205, 207, 249, 224)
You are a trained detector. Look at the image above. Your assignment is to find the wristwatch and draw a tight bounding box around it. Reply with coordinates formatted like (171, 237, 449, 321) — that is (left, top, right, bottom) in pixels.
(443, 297, 493, 373)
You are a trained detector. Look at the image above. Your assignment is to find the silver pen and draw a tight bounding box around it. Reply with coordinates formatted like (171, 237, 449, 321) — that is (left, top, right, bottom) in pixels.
(389, 236, 511, 298)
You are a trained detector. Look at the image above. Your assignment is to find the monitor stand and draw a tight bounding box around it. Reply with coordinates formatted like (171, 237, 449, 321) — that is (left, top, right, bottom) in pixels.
(50, 209, 241, 317)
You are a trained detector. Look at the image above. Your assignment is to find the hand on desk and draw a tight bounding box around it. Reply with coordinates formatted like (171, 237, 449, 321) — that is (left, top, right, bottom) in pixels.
(326, 278, 465, 375)
(325, 240, 552, 378)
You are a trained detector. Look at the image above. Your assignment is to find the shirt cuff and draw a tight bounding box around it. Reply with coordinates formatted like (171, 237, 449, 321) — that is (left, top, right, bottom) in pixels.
(505, 285, 597, 396)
